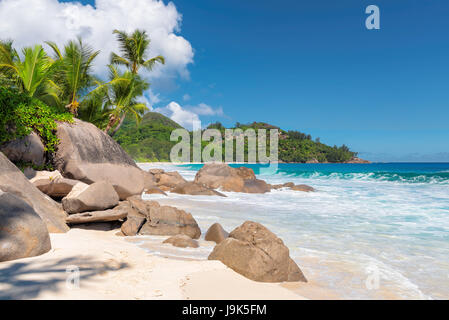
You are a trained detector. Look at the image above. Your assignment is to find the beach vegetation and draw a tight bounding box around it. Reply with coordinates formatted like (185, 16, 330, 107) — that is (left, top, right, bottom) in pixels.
(0, 86, 73, 154)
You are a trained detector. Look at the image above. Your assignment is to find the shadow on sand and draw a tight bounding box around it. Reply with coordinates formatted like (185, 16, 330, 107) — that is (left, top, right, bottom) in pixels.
(0, 256, 129, 299)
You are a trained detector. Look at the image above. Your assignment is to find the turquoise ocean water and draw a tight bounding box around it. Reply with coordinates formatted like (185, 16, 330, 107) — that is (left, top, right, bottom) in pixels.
(139, 163, 449, 299)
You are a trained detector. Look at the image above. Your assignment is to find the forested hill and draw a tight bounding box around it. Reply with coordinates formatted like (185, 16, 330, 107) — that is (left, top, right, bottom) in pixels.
(114, 115, 359, 163)
(114, 112, 182, 162)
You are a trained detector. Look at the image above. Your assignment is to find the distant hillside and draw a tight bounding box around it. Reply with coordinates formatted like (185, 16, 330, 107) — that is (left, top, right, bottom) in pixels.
(114, 112, 182, 162)
(207, 121, 357, 163)
(114, 115, 358, 163)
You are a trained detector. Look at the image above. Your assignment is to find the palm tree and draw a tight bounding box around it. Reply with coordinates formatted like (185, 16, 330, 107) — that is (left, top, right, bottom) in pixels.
(0, 41, 57, 102)
(46, 38, 99, 115)
(110, 29, 165, 75)
(78, 85, 111, 129)
(96, 65, 149, 136)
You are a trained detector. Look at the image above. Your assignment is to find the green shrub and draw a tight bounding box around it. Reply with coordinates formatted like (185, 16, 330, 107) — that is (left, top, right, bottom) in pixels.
(0, 86, 73, 155)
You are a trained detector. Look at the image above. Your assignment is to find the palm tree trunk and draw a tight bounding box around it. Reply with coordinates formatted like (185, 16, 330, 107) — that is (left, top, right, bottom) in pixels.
(104, 114, 117, 134)
(110, 113, 127, 137)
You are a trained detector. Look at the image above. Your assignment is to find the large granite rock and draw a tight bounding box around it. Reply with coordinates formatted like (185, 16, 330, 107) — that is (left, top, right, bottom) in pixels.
(30, 170, 79, 198)
(53, 119, 145, 200)
(152, 170, 187, 191)
(163, 234, 199, 248)
(0, 190, 51, 262)
(171, 182, 226, 197)
(0, 132, 45, 167)
(194, 163, 270, 194)
(0, 152, 68, 233)
(140, 205, 201, 239)
(120, 199, 147, 236)
(120, 210, 146, 236)
(208, 221, 307, 283)
(62, 181, 119, 214)
(205, 223, 229, 244)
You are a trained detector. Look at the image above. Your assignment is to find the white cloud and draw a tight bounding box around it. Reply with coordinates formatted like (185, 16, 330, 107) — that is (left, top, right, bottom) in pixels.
(0, 0, 194, 81)
(155, 102, 200, 130)
(147, 89, 161, 107)
(182, 94, 191, 101)
(189, 103, 224, 116)
(154, 101, 226, 130)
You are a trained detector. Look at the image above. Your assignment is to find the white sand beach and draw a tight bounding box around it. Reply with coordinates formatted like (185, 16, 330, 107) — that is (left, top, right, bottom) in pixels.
(0, 228, 310, 300)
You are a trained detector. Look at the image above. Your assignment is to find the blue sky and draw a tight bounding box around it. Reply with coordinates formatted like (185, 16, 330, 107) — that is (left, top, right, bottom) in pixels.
(33, 1, 449, 161)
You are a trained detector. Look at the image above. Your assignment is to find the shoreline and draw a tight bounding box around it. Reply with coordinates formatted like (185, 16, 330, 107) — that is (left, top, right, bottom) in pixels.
(0, 228, 312, 300)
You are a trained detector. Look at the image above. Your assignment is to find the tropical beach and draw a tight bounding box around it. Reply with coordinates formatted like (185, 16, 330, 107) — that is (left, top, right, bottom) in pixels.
(1, 0, 449, 305)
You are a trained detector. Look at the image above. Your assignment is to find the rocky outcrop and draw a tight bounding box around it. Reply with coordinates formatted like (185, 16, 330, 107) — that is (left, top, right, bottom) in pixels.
(30, 170, 79, 198)
(120, 197, 147, 236)
(116, 196, 201, 238)
(271, 182, 294, 190)
(290, 184, 315, 192)
(120, 209, 146, 236)
(140, 205, 201, 239)
(194, 163, 269, 194)
(151, 170, 187, 191)
(144, 186, 167, 196)
(208, 221, 307, 283)
(149, 169, 164, 175)
(205, 223, 229, 244)
(62, 181, 119, 214)
(0, 132, 45, 167)
(345, 157, 371, 164)
(163, 234, 199, 248)
(66, 202, 129, 225)
(0, 152, 68, 233)
(53, 119, 145, 200)
(171, 182, 226, 197)
(0, 190, 51, 262)
(127, 195, 157, 216)
(241, 179, 271, 193)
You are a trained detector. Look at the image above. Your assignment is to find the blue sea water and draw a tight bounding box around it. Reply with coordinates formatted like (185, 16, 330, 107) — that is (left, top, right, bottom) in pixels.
(139, 163, 449, 299)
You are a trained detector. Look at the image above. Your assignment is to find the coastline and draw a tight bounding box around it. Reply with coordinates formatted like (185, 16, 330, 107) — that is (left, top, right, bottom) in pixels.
(0, 228, 309, 300)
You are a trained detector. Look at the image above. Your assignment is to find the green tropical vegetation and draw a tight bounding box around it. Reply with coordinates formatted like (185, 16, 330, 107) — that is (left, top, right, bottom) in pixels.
(1, 28, 356, 165)
(45, 38, 100, 115)
(115, 118, 357, 163)
(0, 29, 165, 166)
(110, 29, 165, 75)
(114, 112, 181, 162)
(0, 86, 73, 155)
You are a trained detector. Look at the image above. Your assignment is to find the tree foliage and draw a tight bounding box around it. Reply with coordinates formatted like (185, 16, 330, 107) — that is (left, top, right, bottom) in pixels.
(0, 86, 73, 155)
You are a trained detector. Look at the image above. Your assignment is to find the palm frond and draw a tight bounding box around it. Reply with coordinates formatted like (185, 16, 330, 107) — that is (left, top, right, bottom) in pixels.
(143, 55, 165, 71)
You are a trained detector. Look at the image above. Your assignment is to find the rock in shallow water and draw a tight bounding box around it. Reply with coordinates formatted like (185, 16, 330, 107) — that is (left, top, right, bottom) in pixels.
(153, 171, 187, 191)
(194, 163, 270, 194)
(140, 205, 201, 239)
(163, 234, 199, 248)
(290, 184, 315, 192)
(208, 221, 307, 283)
(0, 191, 51, 262)
(171, 182, 226, 197)
(205, 223, 229, 244)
